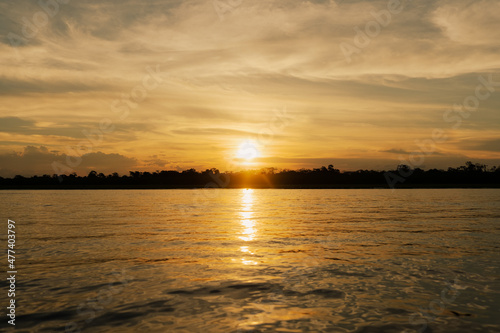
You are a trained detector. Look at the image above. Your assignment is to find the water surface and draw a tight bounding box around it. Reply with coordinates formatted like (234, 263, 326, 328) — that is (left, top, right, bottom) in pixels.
(1, 189, 499, 332)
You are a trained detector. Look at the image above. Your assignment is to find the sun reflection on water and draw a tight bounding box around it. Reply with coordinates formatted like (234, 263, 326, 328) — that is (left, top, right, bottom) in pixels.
(238, 189, 258, 265)
(238, 189, 256, 242)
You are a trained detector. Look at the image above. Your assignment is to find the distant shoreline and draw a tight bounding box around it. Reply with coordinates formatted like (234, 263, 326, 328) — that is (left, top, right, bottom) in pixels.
(1, 184, 499, 190)
(2, 162, 498, 190)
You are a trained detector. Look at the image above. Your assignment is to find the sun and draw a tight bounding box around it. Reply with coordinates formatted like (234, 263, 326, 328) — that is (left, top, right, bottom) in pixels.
(236, 140, 260, 161)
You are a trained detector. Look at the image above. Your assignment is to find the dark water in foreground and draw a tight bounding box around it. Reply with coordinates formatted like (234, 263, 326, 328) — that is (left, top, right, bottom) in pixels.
(1, 189, 499, 333)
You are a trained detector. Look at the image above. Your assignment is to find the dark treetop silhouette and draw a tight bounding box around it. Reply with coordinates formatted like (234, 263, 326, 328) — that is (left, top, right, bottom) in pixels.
(1, 162, 499, 189)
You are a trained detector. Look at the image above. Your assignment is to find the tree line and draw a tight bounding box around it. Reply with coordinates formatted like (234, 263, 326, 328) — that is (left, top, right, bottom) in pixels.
(1, 161, 499, 189)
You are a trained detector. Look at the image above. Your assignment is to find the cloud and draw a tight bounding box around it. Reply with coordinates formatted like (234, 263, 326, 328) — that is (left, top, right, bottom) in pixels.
(0, 146, 138, 177)
(432, 0, 500, 46)
(0, 116, 157, 144)
(0, 76, 115, 95)
(0, 117, 34, 132)
(172, 127, 259, 137)
(381, 149, 445, 156)
(144, 155, 169, 168)
(460, 138, 500, 153)
(0, 115, 91, 138)
(380, 148, 411, 155)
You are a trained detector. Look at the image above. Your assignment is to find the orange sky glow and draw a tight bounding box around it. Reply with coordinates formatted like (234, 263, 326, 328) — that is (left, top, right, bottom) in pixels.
(1, 0, 500, 177)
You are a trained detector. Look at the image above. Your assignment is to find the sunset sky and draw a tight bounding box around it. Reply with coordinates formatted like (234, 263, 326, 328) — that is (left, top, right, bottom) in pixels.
(1, 0, 500, 177)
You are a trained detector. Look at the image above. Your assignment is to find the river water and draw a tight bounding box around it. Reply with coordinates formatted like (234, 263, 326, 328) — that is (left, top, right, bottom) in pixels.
(1, 189, 499, 332)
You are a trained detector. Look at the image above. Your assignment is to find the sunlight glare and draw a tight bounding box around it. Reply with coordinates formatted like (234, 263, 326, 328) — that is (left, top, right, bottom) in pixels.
(236, 140, 260, 161)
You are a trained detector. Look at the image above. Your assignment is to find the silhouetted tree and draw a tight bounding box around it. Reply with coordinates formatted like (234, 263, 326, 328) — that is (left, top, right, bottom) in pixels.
(0, 161, 498, 189)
